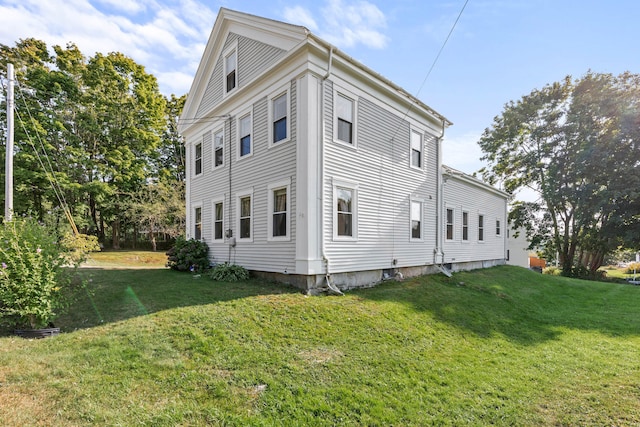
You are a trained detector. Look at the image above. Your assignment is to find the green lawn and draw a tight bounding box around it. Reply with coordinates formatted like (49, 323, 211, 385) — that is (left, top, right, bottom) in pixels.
(1, 257, 639, 426)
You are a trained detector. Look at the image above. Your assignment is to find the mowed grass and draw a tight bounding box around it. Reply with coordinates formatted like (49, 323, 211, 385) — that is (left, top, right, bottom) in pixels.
(0, 255, 639, 426)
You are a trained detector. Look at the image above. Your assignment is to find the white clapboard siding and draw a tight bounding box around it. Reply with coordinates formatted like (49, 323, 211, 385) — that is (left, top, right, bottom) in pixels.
(322, 81, 439, 273)
(442, 174, 507, 263)
(196, 33, 286, 118)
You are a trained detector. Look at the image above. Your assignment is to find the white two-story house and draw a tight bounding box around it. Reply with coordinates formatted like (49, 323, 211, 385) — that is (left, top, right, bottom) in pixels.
(179, 8, 508, 292)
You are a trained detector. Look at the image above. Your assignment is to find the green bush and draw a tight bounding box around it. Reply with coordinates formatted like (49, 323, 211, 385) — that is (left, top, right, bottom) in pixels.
(209, 263, 250, 282)
(625, 263, 640, 274)
(0, 218, 90, 329)
(543, 266, 561, 276)
(166, 237, 209, 273)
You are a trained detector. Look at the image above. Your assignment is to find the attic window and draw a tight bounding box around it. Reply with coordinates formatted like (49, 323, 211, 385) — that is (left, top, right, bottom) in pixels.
(224, 49, 237, 93)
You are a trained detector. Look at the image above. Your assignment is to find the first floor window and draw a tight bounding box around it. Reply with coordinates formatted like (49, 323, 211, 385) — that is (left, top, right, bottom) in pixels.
(214, 202, 223, 240)
(239, 114, 251, 157)
(194, 142, 202, 175)
(462, 211, 469, 241)
(336, 187, 353, 236)
(214, 130, 224, 167)
(240, 196, 251, 239)
(478, 214, 485, 241)
(411, 200, 422, 239)
(446, 208, 454, 240)
(272, 188, 287, 237)
(194, 206, 202, 240)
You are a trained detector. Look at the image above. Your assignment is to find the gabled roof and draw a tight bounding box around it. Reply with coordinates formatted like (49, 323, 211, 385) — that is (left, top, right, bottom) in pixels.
(442, 164, 510, 199)
(180, 8, 451, 134)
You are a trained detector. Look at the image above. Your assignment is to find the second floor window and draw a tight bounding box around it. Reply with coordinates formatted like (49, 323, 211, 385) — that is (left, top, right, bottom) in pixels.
(239, 114, 251, 157)
(496, 219, 501, 236)
(336, 93, 354, 144)
(214, 130, 224, 168)
(194, 142, 202, 175)
(272, 93, 287, 143)
(411, 130, 422, 169)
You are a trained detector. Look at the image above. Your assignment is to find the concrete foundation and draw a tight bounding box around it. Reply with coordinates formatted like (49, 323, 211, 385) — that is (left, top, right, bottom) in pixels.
(251, 259, 506, 294)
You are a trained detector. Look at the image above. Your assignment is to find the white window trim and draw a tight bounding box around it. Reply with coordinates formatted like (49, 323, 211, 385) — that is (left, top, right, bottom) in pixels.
(268, 84, 291, 147)
(496, 218, 502, 237)
(212, 126, 224, 170)
(194, 139, 203, 178)
(211, 197, 225, 243)
(236, 188, 254, 243)
(192, 202, 203, 241)
(333, 88, 358, 149)
(409, 128, 424, 171)
(332, 179, 358, 241)
(236, 108, 253, 161)
(410, 197, 424, 242)
(267, 178, 291, 242)
(478, 212, 486, 243)
(445, 206, 455, 241)
(222, 41, 238, 97)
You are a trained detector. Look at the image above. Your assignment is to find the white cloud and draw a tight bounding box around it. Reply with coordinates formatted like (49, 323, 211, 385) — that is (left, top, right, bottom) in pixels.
(283, 6, 318, 31)
(321, 0, 388, 49)
(0, 0, 213, 95)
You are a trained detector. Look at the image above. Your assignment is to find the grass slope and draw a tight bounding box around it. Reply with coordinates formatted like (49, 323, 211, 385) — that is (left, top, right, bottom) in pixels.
(1, 263, 639, 426)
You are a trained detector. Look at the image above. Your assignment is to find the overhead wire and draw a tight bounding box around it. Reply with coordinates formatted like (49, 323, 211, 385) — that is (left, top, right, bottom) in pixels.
(12, 79, 79, 234)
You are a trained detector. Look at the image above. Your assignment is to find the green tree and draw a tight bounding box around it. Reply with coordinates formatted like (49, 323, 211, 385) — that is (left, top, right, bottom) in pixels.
(479, 72, 640, 277)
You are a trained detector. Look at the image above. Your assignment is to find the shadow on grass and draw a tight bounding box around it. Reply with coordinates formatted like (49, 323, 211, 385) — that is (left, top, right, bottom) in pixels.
(52, 268, 299, 332)
(355, 265, 640, 346)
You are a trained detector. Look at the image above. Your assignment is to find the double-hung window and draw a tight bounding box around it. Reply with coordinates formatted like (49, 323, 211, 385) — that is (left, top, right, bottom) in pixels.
(224, 48, 237, 93)
(462, 211, 469, 241)
(268, 179, 290, 240)
(194, 142, 202, 176)
(496, 219, 501, 236)
(446, 208, 454, 240)
(272, 92, 288, 144)
(213, 201, 224, 241)
(236, 189, 253, 242)
(410, 130, 423, 169)
(337, 188, 353, 236)
(478, 214, 485, 241)
(214, 129, 224, 168)
(238, 113, 252, 158)
(336, 93, 355, 145)
(411, 200, 422, 240)
(194, 206, 202, 240)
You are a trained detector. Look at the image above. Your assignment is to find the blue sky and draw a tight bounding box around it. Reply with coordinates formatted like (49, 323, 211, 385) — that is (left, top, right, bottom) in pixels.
(1, 0, 639, 174)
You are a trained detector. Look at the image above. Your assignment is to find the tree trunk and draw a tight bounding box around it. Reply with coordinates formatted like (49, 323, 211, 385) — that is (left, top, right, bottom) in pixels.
(112, 219, 120, 250)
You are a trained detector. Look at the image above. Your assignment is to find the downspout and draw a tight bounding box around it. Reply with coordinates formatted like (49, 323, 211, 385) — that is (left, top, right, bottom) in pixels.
(435, 119, 451, 277)
(320, 46, 342, 295)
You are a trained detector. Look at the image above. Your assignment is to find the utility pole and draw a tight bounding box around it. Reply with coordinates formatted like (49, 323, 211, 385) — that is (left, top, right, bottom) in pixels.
(5, 63, 14, 221)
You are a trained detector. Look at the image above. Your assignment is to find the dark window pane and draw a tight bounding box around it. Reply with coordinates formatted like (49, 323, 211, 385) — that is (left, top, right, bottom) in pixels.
(338, 213, 352, 236)
(412, 221, 421, 239)
(240, 135, 251, 156)
(195, 159, 202, 175)
(273, 117, 287, 143)
(226, 70, 236, 92)
(446, 224, 453, 240)
(240, 218, 250, 238)
(337, 118, 352, 143)
(215, 147, 223, 166)
(273, 213, 287, 237)
(215, 222, 223, 240)
(412, 149, 421, 168)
